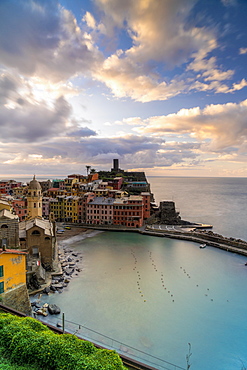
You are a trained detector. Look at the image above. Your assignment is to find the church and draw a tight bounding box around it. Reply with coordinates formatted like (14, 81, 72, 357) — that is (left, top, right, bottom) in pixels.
(19, 176, 57, 271)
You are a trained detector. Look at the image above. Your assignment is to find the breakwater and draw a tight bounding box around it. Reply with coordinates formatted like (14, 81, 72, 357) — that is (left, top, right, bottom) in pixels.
(142, 226, 247, 256)
(68, 223, 247, 257)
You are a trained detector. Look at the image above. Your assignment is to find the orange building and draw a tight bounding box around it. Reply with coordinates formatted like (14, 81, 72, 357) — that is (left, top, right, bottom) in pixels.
(141, 192, 151, 220)
(0, 248, 27, 294)
(113, 196, 144, 228)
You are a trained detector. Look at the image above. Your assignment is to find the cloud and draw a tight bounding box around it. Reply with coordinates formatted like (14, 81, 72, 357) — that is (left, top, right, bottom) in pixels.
(231, 78, 247, 91)
(0, 0, 102, 82)
(239, 47, 247, 55)
(133, 99, 247, 152)
(67, 128, 97, 137)
(0, 95, 72, 143)
(0, 134, 196, 174)
(88, 0, 244, 101)
(221, 0, 238, 6)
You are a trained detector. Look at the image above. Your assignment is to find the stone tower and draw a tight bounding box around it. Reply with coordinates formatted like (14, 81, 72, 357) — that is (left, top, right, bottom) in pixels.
(26, 175, 42, 220)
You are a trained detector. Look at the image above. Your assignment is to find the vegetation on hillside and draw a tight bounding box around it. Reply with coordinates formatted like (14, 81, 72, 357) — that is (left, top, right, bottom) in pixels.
(0, 313, 126, 370)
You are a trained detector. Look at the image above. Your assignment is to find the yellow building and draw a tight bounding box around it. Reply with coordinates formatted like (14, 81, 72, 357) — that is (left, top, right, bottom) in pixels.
(12, 185, 28, 199)
(64, 177, 78, 192)
(0, 247, 31, 315)
(94, 189, 109, 197)
(0, 199, 11, 212)
(64, 196, 73, 222)
(72, 196, 79, 223)
(0, 248, 26, 294)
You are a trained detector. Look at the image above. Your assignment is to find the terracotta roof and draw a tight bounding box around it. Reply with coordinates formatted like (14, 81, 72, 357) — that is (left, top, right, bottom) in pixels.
(0, 248, 27, 255)
(47, 188, 65, 191)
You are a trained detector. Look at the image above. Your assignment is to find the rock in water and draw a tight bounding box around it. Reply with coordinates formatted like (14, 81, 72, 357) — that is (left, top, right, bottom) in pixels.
(48, 304, 61, 315)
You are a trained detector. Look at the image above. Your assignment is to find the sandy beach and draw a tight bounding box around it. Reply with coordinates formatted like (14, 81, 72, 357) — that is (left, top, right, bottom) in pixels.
(56, 226, 90, 241)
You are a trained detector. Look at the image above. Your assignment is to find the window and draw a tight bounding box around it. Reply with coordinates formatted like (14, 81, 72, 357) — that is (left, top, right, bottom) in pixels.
(1, 224, 8, 229)
(0, 265, 3, 278)
(31, 230, 40, 235)
(32, 247, 39, 258)
(0, 281, 4, 294)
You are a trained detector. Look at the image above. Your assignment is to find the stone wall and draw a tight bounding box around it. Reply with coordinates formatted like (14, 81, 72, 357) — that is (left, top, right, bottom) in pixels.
(159, 201, 182, 224)
(0, 218, 19, 248)
(1, 284, 32, 316)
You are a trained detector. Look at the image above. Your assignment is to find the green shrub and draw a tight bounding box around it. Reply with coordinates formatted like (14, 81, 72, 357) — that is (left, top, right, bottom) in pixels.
(21, 316, 50, 333)
(62, 334, 97, 356)
(81, 349, 126, 370)
(0, 313, 126, 370)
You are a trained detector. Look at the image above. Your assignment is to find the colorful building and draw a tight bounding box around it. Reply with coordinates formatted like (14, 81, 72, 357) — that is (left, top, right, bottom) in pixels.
(0, 247, 31, 315)
(78, 193, 95, 223)
(86, 197, 114, 225)
(0, 199, 11, 212)
(108, 177, 123, 190)
(141, 192, 151, 220)
(42, 197, 51, 219)
(0, 180, 22, 195)
(49, 197, 64, 221)
(12, 199, 27, 221)
(113, 196, 144, 228)
(0, 247, 27, 294)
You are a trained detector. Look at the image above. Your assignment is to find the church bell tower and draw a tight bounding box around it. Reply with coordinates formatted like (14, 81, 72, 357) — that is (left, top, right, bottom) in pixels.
(26, 175, 42, 220)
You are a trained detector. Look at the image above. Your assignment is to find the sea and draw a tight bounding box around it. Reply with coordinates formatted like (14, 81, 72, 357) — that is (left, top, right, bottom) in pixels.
(32, 176, 247, 370)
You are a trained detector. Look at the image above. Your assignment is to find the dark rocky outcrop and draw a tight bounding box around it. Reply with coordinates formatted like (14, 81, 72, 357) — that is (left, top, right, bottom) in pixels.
(48, 304, 61, 315)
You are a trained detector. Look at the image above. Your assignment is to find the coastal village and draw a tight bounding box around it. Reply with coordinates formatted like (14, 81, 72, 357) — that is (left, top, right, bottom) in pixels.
(0, 159, 158, 315)
(0, 159, 247, 317)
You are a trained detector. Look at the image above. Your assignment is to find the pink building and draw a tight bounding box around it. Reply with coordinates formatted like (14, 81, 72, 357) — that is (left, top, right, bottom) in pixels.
(42, 197, 51, 219)
(108, 177, 123, 190)
(12, 199, 27, 221)
(86, 197, 114, 225)
(78, 193, 95, 223)
(0, 180, 22, 195)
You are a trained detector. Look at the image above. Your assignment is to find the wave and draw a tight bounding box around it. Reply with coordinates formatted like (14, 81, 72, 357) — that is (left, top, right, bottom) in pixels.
(59, 230, 104, 247)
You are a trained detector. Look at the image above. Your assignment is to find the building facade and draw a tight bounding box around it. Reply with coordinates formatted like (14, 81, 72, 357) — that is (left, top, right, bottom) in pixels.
(0, 247, 31, 315)
(19, 218, 56, 270)
(86, 197, 114, 225)
(0, 209, 19, 249)
(113, 196, 144, 228)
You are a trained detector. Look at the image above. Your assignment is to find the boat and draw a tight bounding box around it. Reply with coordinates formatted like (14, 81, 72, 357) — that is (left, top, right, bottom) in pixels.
(199, 243, 207, 249)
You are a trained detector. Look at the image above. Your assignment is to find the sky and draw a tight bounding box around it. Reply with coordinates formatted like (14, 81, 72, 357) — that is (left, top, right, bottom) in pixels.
(0, 0, 246, 178)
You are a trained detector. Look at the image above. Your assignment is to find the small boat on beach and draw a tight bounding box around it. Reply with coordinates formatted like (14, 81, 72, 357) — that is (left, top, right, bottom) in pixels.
(200, 243, 207, 249)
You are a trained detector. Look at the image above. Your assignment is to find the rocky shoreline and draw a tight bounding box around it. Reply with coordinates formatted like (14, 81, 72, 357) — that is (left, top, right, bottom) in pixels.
(31, 227, 89, 317)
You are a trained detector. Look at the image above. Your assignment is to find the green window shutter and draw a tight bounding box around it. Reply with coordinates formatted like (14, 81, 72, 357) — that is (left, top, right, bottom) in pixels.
(0, 265, 3, 278)
(0, 281, 4, 294)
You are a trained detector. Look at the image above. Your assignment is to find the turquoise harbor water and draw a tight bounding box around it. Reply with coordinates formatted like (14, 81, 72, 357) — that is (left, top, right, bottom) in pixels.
(35, 177, 247, 370)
